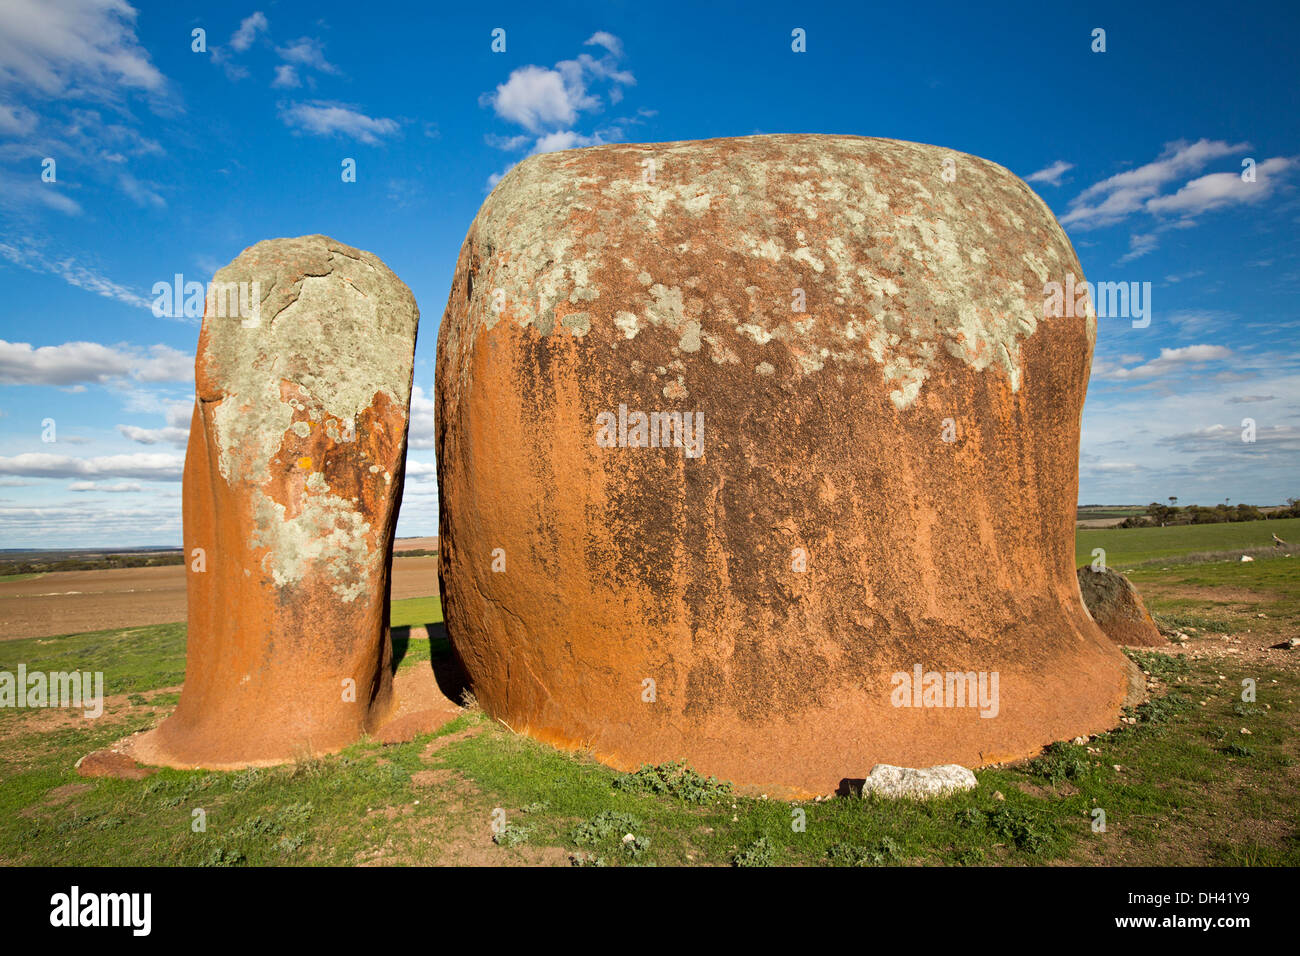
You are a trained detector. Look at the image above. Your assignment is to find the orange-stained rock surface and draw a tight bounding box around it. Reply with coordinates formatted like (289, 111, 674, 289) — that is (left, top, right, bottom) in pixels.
(1077, 566, 1167, 647)
(435, 134, 1136, 797)
(139, 235, 420, 768)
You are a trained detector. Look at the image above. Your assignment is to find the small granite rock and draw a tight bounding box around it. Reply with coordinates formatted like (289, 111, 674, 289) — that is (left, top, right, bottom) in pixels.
(1077, 566, 1166, 647)
(860, 763, 977, 800)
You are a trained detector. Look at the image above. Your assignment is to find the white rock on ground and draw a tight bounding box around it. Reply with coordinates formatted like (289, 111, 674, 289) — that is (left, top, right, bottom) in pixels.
(860, 764, 978, 799)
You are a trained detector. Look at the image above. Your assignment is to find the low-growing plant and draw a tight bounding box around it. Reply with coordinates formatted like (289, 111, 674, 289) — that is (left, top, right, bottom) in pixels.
(622, 834, 651, 859)
(826, 837, 901, 866)
(955, 847, 986, 865)
(989, 805, 1058, 854)
(572, 810, 641, 846)
(733, 836, 776, 867)
(955, 807, 986, 828)
(492, 822, 532, 847)
(1025, 742, 1090, 785)
(612, 761, 733, 803)
(1123, 692, 1190, 728)
(1151, 613, 1234, 635)
(1124, 648, 1192, 681)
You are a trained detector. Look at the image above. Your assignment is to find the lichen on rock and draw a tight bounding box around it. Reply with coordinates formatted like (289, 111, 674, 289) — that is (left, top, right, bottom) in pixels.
(436, 134, 1132, 797)
(146, 234, 420, 768)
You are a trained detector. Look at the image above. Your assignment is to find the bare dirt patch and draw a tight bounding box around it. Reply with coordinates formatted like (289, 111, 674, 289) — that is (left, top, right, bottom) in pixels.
(0, 685, 180, 741)
(43, 783, 91, 805)
(420, 725, 485, 760)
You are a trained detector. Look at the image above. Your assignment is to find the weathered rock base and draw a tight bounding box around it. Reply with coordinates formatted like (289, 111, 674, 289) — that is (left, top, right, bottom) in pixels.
(105, 665, 462, 774)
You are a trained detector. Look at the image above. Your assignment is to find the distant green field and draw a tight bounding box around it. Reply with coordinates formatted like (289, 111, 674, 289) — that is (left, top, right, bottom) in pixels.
(1076, 506, 1146, 520)
(390, 595, 443, 629)
(1075, 517, 1300, 567)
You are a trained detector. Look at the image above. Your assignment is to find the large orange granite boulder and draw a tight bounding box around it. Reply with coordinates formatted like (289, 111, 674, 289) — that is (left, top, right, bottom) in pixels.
(143, 235, 420, 767)
(435, 134, 1135, 796)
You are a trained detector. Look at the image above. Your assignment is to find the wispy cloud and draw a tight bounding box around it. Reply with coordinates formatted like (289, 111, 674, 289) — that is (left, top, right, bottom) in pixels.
(116, 400, 192, 448)
(0, 101, 37, 136)
(481, 32, 636, 185)
(1116, 232, 1158, 264)
(0, 180, 83, 216)
(230, 12, 268, 53)
(118, 170, 165, 208)
(272, 63, 300, 89)
(0, 0, 166, 99)
(1062, 139, 1250, 229)
(212, 11, 270, 80)
(1092, 344, 1233, 382)
(0, 240, 151, 308)
(408, 385, 435, 450)
(0, 452, 184, 480)
(1025, 160, 1073, 186)
(278, 100, 400, 144)
(277, 37, 338, 75)
(69, 480, 143, 493)
(1147, 156, 1295, 217)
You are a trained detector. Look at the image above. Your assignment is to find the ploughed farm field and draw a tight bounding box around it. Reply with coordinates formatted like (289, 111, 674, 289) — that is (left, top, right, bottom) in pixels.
(0, 523, 1296, 867)
(0, 546, 440, 642)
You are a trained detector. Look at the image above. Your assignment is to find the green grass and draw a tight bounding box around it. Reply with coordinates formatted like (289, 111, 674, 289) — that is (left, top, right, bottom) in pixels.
(0, 572, 46, 583)
(0, 595, 441, 679)
(0, 623, 187, 701)
(389, 596, 442, 629)
(1, 537, 1295, 867)
(2, 647, 1295, 866)
(1076, 516, 1300, 567)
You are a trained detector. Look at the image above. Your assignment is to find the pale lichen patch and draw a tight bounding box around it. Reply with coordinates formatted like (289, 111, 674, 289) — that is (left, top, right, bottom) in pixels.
(562, 312, 592, 336)
(614, 310, 641, 339)
(678, 320, 702, 353)
(203, 238, 417, 484)
(464, 136, 1083, 409)
(249, 489, 374, 602)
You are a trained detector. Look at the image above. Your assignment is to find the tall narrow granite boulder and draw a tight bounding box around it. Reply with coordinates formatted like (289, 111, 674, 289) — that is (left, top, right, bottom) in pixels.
(436, 134, 1136, 796)
(145, 235, 419, 767)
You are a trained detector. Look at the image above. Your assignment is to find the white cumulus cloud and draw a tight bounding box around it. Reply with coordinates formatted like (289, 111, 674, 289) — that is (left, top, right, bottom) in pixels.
(0, 339, 191, 386)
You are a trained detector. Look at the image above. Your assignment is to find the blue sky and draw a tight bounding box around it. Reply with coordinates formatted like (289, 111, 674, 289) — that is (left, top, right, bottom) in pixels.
(1, 0, 1298, 547)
